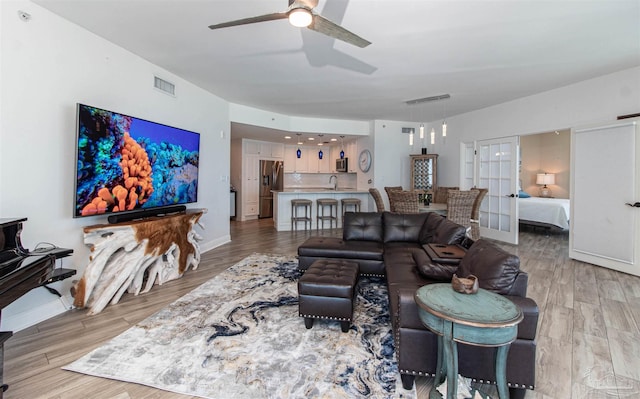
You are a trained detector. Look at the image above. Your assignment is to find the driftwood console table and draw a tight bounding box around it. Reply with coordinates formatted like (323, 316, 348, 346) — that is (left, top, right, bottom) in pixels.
(72, 209, 205, 315)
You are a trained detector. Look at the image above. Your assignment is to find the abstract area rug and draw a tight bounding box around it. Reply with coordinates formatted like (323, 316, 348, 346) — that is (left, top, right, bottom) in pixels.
(64, 253, 416, 399)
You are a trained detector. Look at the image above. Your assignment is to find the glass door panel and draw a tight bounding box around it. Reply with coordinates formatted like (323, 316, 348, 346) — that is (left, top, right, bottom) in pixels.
(477, 136, 519, 244)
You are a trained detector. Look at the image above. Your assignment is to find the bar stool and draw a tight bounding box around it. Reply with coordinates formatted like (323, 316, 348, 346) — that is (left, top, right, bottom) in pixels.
(291, 199, 312, 231)
(316, 198, 338, 230)
(341, 198, 361, 216)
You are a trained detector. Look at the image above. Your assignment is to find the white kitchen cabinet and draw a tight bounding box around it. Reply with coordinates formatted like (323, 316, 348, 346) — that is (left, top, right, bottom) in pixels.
(283, 145, 310, 172)
(244, 140, 260, 155)
(258, 142, 284, 159)
(242, 155, 259, 219)
(284, 145, 297, 172)
(270, 143, 284, 158)
(345, 141, 358, 172)
(319, 153, 331, 173)
(295, 148, 309, 172)
(307, 148, 331, 173)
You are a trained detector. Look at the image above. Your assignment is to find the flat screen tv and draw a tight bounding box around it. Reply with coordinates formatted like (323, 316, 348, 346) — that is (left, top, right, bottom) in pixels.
(74, 103, 200, 218)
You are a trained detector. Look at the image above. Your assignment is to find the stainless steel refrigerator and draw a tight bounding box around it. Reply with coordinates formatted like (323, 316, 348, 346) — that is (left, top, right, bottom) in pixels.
(259, 160, 283, 218)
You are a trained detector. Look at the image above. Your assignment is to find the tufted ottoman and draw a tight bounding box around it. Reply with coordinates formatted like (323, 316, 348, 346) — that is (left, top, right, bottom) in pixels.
(298, 259, 359, 333)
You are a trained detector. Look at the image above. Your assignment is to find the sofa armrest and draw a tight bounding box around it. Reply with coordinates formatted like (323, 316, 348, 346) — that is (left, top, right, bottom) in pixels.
(507, 271, 529, 297)
(504, 295, 539, 341)
(397, 287, 425, 330)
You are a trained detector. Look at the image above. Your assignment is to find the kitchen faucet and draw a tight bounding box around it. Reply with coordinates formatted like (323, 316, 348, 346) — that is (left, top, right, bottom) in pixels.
(329, 175, 338, 190)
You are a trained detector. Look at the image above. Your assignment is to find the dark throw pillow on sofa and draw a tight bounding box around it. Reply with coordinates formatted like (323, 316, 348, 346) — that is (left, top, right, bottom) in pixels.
(420, 213, 467, 245)
(457, 239, 520, 295)
(343, 212, 384, 242)
(416, 261, 459, 281)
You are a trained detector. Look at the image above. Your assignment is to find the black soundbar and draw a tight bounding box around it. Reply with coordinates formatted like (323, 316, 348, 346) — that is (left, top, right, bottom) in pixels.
(107, 205, 187, 224)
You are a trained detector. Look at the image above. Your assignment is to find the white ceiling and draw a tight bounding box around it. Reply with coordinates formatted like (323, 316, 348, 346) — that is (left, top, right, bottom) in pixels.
(33, 0, 640, 142)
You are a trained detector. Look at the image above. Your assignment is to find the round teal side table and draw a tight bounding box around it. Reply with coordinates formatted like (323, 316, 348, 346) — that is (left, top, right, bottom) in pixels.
(415, 284, 523, 399)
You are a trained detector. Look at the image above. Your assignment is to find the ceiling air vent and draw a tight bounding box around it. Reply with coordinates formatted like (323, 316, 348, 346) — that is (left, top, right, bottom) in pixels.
(154, 76, 175, 96)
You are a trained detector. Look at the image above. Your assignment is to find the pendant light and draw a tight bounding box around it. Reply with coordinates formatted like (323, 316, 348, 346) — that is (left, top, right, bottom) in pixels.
(405, 93, 451, 143)
(408, 104, 414, 146)
(419, 101, 425, 139)
(442, 99, 447, 137)
(318, 134, 324, 159)
(296, 133, 302, 158)
(339, 135, 345, 159)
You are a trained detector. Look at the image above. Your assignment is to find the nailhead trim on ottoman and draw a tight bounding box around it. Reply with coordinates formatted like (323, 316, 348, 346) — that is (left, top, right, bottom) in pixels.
(298, 259, 359, 333)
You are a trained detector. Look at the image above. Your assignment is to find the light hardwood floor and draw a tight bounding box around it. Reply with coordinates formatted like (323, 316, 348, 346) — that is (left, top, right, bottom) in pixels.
(4, 220, 640, 399)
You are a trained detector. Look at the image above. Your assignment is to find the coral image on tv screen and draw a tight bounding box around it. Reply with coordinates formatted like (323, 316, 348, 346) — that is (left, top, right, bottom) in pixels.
(74, 104, 200, 217)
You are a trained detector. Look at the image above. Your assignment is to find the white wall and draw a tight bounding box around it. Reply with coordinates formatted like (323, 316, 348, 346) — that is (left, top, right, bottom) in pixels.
(356, 122, 375, 191)
(369, 120, 422, 209)
(520, 131, 571, 198)
(429, 67, 640, 186)
(0, 1, 231, 331)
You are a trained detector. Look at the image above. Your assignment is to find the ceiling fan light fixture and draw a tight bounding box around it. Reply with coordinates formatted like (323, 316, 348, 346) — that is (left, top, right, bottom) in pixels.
(289, 8, 312, 27)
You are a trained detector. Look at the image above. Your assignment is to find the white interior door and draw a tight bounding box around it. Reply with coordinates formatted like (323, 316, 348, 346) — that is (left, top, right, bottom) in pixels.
(570, 120, 640, 276)
(460, 142, 475, 190)
(476, 137, 519, 244)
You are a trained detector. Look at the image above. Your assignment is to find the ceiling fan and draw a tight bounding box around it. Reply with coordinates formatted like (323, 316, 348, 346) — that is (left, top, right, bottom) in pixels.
(208, 0, 371, 48)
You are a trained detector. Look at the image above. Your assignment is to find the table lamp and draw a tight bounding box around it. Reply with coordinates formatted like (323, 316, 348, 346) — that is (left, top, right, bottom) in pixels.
(536, 173, 555, 197)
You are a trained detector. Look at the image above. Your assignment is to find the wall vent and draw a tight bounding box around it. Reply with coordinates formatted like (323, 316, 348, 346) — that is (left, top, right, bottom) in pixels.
(154, 76, 175, 96)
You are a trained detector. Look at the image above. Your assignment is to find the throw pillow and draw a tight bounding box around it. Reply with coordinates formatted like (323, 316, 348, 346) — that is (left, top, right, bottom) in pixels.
(457, 239, 520, 295)
(414, 248, 459, 280)
(424, 215, 467, 245)
(416, 261, 459, 281)
(518, 190, 531, 198)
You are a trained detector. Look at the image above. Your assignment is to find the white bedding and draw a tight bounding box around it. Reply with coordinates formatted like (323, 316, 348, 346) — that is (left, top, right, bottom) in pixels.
(518, 197, 570, 230)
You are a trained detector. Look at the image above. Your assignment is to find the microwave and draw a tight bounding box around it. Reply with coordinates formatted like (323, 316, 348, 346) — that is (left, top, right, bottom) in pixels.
(336, 158, 348, 172)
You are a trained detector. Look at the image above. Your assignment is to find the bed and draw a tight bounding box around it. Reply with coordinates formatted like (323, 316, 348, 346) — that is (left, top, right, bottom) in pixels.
(518, 197, 570, 230)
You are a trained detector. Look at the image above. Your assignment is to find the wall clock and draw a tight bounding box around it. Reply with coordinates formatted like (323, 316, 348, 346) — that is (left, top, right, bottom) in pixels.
(358, 149, 372, 172)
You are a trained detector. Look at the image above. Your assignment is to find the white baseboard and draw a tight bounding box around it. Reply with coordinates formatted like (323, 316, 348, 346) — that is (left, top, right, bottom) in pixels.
(1, 293, 72, 333)
(200, 235, 231, 254)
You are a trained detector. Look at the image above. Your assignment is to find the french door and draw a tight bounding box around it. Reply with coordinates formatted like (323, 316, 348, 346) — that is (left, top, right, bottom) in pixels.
(475, 136, 520, 244)
(570, 120, 640, 276)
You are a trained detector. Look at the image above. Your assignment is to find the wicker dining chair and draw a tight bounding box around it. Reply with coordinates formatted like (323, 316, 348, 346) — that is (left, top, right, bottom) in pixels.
(369, 188, 386, 212)
(388, 190, 420, 214)
(469, 188, 488, 240)
(446, 190, 480, 237)
(433, 186, 459, 204)
(384, 185, 402, 200)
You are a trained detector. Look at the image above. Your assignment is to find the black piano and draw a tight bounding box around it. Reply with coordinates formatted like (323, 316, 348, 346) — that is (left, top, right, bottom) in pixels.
(0, 218, 75, 397)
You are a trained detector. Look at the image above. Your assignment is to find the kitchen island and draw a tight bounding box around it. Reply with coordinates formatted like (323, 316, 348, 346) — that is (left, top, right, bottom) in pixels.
(272, 188, 371, 231)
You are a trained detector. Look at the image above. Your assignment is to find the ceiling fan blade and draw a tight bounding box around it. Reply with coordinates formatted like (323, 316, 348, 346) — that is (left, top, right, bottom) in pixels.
(308, 14, 371, 48)
(208, 12, 288, 30)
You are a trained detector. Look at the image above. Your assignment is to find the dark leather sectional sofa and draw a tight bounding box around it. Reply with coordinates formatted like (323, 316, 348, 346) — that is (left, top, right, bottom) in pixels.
(297, 211, 539, 398)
